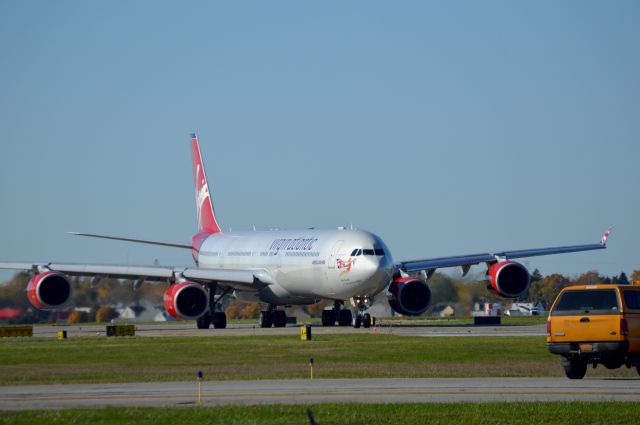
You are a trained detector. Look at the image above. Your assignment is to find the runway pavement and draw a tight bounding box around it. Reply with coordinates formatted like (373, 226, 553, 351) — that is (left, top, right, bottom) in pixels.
(1, 377, 639, 409)
(31, 322, 547, 338)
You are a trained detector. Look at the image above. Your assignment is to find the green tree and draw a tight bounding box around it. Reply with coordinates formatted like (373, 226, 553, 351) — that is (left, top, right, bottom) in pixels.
(530, 269, 543, 283)
(575, 271, 604, 286)
(427, 273, 459, 307)
(618, 272, 629, 285)
(95, 306, 119, 323)
(528, 273, 570, 308)
(67, 310, 90, 324)
(71, 277, 97, 306)
(0, 272, 31, 309)
(239, 303, 261, 319)
(631, 270, 640, 282)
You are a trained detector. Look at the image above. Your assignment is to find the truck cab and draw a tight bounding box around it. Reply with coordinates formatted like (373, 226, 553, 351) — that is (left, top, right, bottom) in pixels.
(547, 283, 640, 379)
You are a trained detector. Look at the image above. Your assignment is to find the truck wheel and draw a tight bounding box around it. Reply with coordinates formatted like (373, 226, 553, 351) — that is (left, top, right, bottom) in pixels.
(636, 365, 640, 376)
(603, 359, 623, 370)
(563, 359, 587, 379)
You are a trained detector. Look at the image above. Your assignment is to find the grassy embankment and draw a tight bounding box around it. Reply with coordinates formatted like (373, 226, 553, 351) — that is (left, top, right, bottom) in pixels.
(1, 333, 638, 385)
(2, 403, 640, 425)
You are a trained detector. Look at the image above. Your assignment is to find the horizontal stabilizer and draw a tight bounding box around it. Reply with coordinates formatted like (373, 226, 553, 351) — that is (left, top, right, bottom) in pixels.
(68, 232, 192, 249)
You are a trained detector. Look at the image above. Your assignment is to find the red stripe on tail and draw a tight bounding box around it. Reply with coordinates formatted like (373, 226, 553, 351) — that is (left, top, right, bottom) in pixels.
(190, 133, 221, 235)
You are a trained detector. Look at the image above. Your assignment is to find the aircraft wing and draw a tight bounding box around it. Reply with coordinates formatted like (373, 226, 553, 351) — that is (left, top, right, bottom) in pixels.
(0, 262, 269, 292)
(399, 228, 611, 274)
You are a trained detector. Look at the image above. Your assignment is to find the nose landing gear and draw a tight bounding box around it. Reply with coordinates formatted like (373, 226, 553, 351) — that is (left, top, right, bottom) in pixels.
(351, 297, 373, 328)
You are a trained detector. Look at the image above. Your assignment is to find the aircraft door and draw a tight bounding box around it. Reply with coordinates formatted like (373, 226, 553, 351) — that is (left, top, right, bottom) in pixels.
(328, 240, 345, 270)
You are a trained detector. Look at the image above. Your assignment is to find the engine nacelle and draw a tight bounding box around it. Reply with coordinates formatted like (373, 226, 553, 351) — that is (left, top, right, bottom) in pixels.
(26, 271, 72, 310)
(163, 281, 209, 320)
(487, 261, 530, 298)
(387, 277, 431, 316)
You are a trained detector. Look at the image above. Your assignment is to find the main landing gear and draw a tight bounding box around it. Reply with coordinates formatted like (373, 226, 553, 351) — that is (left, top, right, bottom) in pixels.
(352, 297, 372, 329)
(259, 305, 288, 328)
(321, 301, 353, 327)
(197, 311, 227, 329)
(197, 285, 229, 330)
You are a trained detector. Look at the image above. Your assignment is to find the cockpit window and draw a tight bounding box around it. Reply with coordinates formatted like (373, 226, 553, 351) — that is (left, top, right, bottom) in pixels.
(350, 249, 363, 256)
(359, 248, 385, 256)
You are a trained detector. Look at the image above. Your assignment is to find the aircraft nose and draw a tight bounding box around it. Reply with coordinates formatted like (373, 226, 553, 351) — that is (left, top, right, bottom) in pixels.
(359, 255, 392, 284)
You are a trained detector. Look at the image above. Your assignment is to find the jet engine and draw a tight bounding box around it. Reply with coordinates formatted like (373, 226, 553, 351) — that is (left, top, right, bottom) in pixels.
(387, 277, 431, 316)
(487, 261, 530, 298)
(26, 271, 72, 310)
(163, 281, 209, 320)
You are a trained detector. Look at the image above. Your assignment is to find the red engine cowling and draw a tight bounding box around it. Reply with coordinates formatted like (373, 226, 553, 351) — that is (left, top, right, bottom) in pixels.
(387, 277, 431, 316)
(487, 261, 530, 298)
(163, 281, 209, 320)
(26, 271, 72, 310)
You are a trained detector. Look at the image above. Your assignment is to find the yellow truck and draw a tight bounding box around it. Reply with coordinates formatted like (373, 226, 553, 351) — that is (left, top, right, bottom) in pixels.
(547, 283, 640, 379)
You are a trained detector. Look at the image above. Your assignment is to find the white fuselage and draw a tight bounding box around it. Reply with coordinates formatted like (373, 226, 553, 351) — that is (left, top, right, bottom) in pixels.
(196, 228, 394, 305)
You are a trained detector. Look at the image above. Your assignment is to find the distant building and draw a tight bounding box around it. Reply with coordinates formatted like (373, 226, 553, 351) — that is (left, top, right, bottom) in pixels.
(432, 303, 464, 317)
(74, 307, 92, 313)
(472, 302, 504, 316)
(116, 300, 167, 322)
(505, 301, 546, 316)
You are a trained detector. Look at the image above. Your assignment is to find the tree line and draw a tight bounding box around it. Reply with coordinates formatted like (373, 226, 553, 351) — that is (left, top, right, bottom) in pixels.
(0, 269, 638, 323)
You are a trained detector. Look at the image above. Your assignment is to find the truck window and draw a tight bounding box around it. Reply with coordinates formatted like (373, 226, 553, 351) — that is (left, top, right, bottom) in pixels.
(552, 289, 619, 316)
(623, 290, 640, 310)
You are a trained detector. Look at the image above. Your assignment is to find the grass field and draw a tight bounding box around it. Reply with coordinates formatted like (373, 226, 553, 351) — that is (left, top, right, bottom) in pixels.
(1, 333, 638, 385)
(2, 402, 640, 425)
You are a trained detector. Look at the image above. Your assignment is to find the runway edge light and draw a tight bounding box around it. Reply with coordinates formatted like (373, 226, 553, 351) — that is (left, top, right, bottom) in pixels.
(197, 371, 203, 405)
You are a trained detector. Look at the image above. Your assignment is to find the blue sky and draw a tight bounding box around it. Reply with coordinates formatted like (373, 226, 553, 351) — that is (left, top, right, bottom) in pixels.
(0, 1, 638, 282)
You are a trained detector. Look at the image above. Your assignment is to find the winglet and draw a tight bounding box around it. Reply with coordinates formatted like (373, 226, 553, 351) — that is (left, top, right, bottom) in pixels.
(191, 133, 221, 234)
(600, 227, 612, 246)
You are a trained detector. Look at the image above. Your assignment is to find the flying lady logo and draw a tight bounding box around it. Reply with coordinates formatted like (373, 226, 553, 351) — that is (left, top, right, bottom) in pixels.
(195, 164, 210, 229)
(337, 256, 356, 275)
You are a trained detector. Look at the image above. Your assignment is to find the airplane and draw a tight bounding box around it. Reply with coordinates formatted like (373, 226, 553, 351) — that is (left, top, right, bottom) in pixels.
(0, 134, 611, 329)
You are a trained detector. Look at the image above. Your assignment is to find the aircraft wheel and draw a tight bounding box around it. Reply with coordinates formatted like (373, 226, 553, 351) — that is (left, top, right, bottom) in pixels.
(273, 310, 287, 328)
(259, 311, 273, 328)
(363, 313, 372, 328)
(337, 309, 352, 327)
(212, 312, 227, 329)
(353, 315, 362, 328)
(196, 314, 211, 329)
(321, 310, 336, 326)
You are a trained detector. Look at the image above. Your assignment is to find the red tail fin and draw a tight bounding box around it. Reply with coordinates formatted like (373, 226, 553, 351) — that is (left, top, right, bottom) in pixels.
(190, 133, 221, 234)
